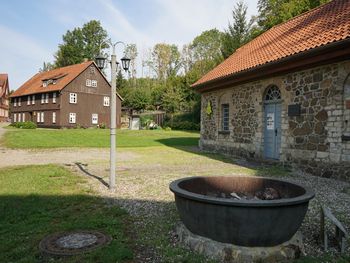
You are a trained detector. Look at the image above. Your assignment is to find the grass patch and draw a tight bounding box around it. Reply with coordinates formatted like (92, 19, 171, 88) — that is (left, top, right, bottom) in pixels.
(2, 129, 199, 149)
(0, 165, 133, 262)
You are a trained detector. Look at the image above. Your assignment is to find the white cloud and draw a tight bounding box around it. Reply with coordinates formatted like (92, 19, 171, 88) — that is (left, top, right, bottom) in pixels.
(0, 25, 53, 90)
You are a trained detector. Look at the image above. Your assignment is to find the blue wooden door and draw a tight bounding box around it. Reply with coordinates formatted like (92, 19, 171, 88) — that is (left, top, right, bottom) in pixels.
(264, 103, 281, 159)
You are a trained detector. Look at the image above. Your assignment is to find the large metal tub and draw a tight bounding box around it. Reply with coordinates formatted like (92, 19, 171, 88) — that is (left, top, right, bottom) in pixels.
(169, 176, 314, 247)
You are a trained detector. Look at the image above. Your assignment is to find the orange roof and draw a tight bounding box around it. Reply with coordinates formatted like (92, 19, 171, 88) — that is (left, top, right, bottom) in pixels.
(193, 0, 350, 87)
(10, 61, 93, 97)
(0, 74, 8, 86)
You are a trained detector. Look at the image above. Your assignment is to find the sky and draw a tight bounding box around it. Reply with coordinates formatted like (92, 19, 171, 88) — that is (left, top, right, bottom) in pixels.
(0, 0, 258, 91)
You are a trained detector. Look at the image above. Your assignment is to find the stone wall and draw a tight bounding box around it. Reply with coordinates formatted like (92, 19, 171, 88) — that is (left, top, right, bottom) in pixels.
(200, 61, 350, 180)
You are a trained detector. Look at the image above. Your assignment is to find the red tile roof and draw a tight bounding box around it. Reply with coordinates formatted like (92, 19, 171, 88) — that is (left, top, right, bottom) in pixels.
(10, 61, 94, 97)
(193, 0, 350, 87)
(0, 74, 9, 98)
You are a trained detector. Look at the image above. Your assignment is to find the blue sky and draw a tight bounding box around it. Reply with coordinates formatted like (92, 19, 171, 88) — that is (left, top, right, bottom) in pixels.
(0, 0, 258, 91)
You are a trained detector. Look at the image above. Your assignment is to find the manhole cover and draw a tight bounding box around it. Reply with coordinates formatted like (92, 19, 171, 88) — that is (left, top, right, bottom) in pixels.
(39, 230, 112, 256)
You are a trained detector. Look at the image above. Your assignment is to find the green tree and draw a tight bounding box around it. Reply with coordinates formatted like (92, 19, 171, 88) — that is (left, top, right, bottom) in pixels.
(221, 1, 253, 59)
(257, 0, 331, 32)
(190, 29, 224, 75)
(124, 44, 138, 79)
(147, 43, 181, 81)
(54, 20, 109, 67)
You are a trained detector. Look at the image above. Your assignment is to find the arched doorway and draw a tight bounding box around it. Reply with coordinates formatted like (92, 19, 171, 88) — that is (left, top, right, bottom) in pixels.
(263, 85, 282, 160)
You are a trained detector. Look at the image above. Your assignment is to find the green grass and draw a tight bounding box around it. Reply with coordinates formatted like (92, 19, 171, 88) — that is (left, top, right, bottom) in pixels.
(0, 165, 133, 263)
(2, 128, 199, 149)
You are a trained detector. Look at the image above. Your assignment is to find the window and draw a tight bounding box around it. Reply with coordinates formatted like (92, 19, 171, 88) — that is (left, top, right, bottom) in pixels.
(221, 104, 229, 131)
(42, 81, 47, 88)
(69, 113, 76, 124)
(32, 95, 35, 104)
(37, 112, 40, 123)
(92, 113, 98, 124)
(86, 79, 92, 87)
(45, 93, 49, 103)
(52, 93, 56, 103)
(40, 112, 45, 123)
(69, 93, 77, 104)
(52, 112, 56, 124)
(18, 97, 21, 106)
(13, 113, 17, 122)
(14, 98, 17, 107)
(18, 113, 21, 122)
(103, 96, 110, 106)
(91, 80, 97, 87)
(27, 96, 30, 105)
(90, 66, 95, 74)
(41, 94, 45, 104)
(22, 113, 25, 122)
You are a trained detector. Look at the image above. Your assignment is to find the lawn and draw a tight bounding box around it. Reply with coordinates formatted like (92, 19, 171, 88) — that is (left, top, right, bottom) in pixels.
(0, 165, 133, 263)
(2, 128, 199, 148)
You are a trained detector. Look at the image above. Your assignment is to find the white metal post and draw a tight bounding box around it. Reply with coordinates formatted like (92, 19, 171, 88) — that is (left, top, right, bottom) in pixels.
(110, 45, 117, 191)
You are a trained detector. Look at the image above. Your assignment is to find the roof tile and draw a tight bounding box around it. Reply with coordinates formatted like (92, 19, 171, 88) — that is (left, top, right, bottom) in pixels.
(193, 0, 350, 87)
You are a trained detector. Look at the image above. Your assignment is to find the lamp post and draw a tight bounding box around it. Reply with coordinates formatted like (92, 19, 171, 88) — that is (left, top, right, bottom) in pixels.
(95, 41, 130, 191)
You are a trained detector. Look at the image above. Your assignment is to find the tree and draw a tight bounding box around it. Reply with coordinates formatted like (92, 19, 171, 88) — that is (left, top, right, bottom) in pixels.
(184, 29, 225, 80)
(257, 0, 331, 32)
(54, 20, 109, 67)
(39, 62, 54, 72)
(124, 44, 138, 80)
(147, 43, 181, 81)
(221, 1, 253, 59)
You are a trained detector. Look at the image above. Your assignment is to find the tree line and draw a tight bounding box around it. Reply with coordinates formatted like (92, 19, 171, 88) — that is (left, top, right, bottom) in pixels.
(41, 0, 330, 128)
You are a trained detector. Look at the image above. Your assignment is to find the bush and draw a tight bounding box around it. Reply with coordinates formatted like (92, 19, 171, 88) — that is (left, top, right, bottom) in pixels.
(163, 120, 199, 131)
(10, 121, 37, 129)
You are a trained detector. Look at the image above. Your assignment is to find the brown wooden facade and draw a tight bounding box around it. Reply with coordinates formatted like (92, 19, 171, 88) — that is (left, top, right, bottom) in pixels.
(0, 74, 10, 122)
(10, 62, 122, 128)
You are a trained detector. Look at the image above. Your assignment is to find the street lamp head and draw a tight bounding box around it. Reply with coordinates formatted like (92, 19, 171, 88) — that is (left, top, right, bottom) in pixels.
(95, 54, 107, 70)
(121, 57, 131, 72)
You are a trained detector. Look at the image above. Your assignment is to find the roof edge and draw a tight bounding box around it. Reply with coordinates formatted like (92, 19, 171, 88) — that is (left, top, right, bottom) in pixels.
(193, 37, 350, 92)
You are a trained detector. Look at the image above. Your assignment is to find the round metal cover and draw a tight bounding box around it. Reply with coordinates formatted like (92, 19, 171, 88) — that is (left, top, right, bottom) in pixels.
(39, 230, 112, 256)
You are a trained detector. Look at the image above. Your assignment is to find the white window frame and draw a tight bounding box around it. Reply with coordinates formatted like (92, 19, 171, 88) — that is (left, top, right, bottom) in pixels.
(18, 113, 21, 122)
(69, 93, 77, 104)
(52, 112, 56, 124)
(27, 96, 30, 105)
(69, 113, 76, 124)
(32, 95, 35, 105)
(41, 112, 45, 123)
(86, 79, 92, 87)
(13, 113, 17, 122)
(53, 93, 56, 103)
(45, 93, 49, 103)
(92, 113, 98, 124)
(91, 80, 97, 87)
(14, 98, 17, 107)
(41, 94, 45, 104)
(18, 97, 21, 106)
(42, 81, 47, 87)
(22, 113, 25, 122)
(103, 96, 110, 107)
(90, 66, 95, 74)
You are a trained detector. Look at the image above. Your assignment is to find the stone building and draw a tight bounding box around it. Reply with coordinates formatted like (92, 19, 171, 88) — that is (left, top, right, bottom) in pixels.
(10, 61, 123, 128)
(192, 0, 350, 180)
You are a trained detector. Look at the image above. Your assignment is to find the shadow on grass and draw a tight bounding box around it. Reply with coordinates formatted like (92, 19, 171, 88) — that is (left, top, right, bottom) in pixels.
(156, 138, 291, 177)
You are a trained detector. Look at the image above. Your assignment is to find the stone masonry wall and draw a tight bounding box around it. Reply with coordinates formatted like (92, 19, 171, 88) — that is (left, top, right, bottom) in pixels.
(200, 61, 350, 180)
